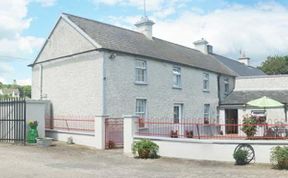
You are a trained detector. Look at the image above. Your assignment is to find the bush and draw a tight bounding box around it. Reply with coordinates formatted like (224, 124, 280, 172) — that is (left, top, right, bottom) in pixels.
(271, 146, 288, 169)
(233, 149, 248, 165)
(241, 115, 257, 137)
(132, 139, 159, 159)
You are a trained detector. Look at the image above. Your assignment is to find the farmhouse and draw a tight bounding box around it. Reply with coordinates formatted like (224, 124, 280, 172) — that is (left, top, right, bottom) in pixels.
(29, 13, 265, 145)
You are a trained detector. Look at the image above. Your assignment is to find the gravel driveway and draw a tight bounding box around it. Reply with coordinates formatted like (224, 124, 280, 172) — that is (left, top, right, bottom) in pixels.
(0, 142, 287, 178)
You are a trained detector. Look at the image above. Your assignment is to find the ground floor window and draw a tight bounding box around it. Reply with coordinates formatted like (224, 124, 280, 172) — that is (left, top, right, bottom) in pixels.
(173, 104, 183, 124)
(204, 104, 210, 124)
(136, 99, 147, 127)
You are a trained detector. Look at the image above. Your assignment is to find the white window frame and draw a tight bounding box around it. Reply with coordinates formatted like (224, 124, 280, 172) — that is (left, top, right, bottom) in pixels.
(135, 99, 147, 118)
(224, 77, 229, 95)
(173, 104, 183, 124)
(203, 73, 209, 92)
(172, 66, 181, 88)
(135, 60, 147, 84)
(204, 104, 210, 124)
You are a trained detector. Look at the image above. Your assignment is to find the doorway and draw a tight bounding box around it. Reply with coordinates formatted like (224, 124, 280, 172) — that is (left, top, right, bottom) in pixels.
(225, 109, 238, 134)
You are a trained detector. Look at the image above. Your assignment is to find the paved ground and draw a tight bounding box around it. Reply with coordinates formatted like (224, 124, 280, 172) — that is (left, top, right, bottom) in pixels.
(0, 142, 287, 178)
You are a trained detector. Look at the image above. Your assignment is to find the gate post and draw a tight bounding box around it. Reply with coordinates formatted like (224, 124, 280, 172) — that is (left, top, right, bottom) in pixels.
(123, 115, 138, 154)
(95, 115, 108, 150)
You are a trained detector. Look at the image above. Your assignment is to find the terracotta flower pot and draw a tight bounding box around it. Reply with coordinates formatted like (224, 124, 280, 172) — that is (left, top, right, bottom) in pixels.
(138, 149, 150, 159)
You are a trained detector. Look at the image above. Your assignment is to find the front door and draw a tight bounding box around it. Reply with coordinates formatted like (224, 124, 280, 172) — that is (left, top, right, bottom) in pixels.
(225, 109, 238, 134)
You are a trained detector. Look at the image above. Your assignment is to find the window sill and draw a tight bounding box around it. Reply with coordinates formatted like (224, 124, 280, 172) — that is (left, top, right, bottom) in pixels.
(172, 86, 182, 90)
(134, 82, 148, 85)
(203, 90, 210, 93)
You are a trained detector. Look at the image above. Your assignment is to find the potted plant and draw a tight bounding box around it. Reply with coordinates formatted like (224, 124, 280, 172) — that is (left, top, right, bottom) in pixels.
(27, 120, 39, 143)
(271, 146, 288, 169)
(132, 139, 159, 159)
(185, 130, 194, 138)
(108, 140, 115, 149)
(170, 130, 178, 138)
(233, 149, 249, 165)
(241, 115, 257, 138)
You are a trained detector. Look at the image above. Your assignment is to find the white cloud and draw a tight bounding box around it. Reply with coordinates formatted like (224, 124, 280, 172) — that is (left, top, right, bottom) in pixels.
(152, 2, 288, 66)
(93, 0, 187, 18)
(17, 78, 31, 86)
(0, 0, 44, 83)
(34, 0, 57, 7)
(102, 1, 288, 66)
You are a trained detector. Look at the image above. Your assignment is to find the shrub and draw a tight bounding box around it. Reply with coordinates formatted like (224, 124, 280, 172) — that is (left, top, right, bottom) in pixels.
(241, 115, 257, 137)
(233, 149, 249, 165)
(271, 146, 288, 169)
(132, 139, 159, 159)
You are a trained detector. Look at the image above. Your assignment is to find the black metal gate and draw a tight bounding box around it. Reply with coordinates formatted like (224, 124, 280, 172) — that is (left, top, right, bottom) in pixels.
(0, 98, 26, 144)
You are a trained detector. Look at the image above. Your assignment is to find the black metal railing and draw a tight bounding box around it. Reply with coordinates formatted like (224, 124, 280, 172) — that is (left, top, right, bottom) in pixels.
(0, 98, 26, 144)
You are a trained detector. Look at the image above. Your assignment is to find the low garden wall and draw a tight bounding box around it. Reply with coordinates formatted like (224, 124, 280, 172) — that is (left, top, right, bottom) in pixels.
(134, 136, 288, 163)
(123, 116, 288, 164)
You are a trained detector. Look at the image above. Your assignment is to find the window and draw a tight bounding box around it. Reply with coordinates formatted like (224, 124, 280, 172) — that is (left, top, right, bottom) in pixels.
(204, 104, 210, 124)
(173, 66, 181, 88)
(135, 99, 147, 118)
(203, 73, 209, 91)
(224, 77, 229, 95)
(135, 60, 147, 83)
(173, 104, 182, 124)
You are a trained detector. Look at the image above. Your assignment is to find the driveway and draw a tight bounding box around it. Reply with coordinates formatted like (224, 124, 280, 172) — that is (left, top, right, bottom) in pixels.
(0, 142, 287, 178)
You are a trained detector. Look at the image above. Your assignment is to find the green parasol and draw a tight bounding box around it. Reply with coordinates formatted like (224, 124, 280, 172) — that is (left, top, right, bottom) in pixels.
(247, 96, 284, 108)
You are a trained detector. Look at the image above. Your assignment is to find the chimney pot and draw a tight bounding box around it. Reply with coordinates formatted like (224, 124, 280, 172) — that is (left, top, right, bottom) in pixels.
(135, 16, 155, 40)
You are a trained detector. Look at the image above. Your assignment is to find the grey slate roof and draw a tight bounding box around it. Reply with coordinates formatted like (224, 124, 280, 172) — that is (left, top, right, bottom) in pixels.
(212, 54, 266, 76)
(64, 14, 236, 76)
(221, 90, 288, 105)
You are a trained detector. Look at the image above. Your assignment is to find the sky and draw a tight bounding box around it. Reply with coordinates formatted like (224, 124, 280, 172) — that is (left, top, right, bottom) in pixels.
(1, 0, 288, 85)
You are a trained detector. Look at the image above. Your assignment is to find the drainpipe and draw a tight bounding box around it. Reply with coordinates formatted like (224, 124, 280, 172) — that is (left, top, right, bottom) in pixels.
(39, 64, 43, 100)
(285, 103, 287, 122)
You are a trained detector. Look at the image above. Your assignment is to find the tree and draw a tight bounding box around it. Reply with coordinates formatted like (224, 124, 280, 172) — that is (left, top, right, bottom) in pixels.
(18, 85, 31, 98)
(258, 56, 288, 75)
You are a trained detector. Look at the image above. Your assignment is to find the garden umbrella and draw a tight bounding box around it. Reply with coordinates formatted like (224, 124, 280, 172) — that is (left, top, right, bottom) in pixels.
(247, 96, 284, 108)
(247, 96, 285, 121)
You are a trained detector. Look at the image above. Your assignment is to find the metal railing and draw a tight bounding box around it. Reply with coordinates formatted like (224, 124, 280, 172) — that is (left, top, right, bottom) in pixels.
(135, 118, 288, 140)
(45, 115, 95, 132)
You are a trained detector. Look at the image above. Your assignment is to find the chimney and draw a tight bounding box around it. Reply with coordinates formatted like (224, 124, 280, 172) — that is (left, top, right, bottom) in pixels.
(193, 38, 213, 54)
(238, 51, 250, 66)
(135, 16, 155, 40)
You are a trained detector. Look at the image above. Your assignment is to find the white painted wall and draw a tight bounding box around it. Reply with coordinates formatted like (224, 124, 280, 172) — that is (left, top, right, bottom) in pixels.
(26, 100, 49, 138)
(235, 75, 288, 91)
(37, 18, 95, 63)
(32, 51, 104, 116)
(134, 136, 286, 163)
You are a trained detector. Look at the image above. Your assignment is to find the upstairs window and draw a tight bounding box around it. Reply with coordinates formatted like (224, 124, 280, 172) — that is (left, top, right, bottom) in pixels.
(173, 66, 181, 88)
(135, 60, 147, 83)
(224, 77, 229, 95)
(203, 73, 209, 91)
(204, 104, 210, 124)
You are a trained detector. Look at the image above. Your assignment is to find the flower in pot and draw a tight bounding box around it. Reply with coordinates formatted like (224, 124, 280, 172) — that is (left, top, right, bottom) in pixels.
(241, 115, 257, 138)
(233, 149, 249, 165)
(170, 130, 178, 138)
(27, 120, 39, 143)
(132, 139, 159, 159)
(185, 130, 193, 138)
(108, 140, 115, 149)
(271, 146, 288, 169)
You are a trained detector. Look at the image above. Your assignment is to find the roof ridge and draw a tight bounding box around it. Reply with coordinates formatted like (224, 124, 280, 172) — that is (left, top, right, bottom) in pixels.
(62, 13, 146, 37)
(63, 13, 203, 53)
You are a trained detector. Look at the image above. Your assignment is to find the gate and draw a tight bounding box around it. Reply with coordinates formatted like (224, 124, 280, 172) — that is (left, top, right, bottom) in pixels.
(105, 118, 123, 149)
(0, 98, 26, 144)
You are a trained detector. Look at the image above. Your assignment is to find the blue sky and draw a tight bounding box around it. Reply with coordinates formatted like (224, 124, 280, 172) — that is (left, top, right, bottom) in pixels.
(1, 0, 288, 85)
